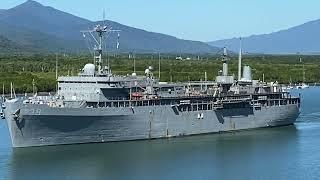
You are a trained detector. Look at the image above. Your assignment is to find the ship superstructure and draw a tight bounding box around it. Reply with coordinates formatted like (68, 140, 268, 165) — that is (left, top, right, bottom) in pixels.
(2, 24, 300, 147)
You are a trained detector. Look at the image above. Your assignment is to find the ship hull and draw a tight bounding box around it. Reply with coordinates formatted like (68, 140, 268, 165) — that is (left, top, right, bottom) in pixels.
(4, 99, 299, 147)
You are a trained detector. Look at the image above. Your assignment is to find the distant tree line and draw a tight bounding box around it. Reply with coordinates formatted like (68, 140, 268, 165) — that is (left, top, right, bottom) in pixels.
(0, 53, 319, 93)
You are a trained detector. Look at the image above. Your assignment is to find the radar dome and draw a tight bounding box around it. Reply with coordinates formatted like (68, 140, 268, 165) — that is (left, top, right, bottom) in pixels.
(83, 63, 95, 76)
(148, 66, 153, 70)
(132, 72, 137, 77)
(145, 69, 150, 74)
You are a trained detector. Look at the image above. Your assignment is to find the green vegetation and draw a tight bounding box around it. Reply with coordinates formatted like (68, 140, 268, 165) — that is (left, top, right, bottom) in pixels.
(0, 54, 319, 94)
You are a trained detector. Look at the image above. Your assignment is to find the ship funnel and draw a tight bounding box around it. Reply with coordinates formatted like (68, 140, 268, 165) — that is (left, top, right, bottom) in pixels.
(242, 65, 252, 81)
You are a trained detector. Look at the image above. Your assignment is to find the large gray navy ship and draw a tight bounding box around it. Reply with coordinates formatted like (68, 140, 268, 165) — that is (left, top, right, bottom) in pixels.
(2, 23, 300, 148)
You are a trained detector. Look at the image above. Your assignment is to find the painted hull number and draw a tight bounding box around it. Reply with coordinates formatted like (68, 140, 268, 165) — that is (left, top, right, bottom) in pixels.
(25, 109, 41, 115)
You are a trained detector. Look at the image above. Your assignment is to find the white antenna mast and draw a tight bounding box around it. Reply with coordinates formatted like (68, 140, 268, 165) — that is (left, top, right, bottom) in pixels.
(300, 57, 305, 83)
(2, 83, 4, 100)
(134, 54, 136, 73)
(13, 83, 16, 99)
(10, 82, 13, 99)
(103, 9, 108, 69)
(205, 71, 207, 90)
(55, 53, 58, 80)
(32, 79, 35, 96)
(158, 52, 161, 79)
(238, 37, 242, 81)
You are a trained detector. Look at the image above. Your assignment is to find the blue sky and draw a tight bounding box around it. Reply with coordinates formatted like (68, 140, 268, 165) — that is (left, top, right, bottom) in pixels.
(2, 0, 320, 41)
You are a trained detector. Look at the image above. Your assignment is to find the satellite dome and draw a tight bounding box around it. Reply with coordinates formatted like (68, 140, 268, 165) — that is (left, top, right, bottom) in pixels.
(83, 63, 95, 76)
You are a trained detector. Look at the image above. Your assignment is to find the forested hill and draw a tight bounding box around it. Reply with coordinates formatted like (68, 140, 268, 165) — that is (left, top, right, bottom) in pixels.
(0, 0, 219, 54)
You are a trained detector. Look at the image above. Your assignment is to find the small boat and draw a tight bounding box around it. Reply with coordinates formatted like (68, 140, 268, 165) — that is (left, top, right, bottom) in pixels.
(296, 83, 309, 89)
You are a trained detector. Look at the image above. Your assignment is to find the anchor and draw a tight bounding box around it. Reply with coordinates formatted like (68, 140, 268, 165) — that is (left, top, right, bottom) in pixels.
(12, 109, 25, 131)
(12, 109, 21, 119)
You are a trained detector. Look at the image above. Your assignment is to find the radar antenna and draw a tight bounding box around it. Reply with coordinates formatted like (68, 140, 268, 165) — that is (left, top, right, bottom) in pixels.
(81, 12, 121, 76)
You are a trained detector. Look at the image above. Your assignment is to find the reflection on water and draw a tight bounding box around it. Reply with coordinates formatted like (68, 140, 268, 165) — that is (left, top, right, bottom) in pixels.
(7, 126, 301, 180)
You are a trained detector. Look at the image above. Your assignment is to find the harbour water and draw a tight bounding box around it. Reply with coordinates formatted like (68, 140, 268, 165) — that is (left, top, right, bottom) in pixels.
(0, 87, 320, 180)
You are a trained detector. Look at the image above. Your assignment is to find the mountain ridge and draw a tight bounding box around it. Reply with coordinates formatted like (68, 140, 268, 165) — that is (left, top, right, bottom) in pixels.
(207, 19, 320, 54)
(0, 0, 219, 54)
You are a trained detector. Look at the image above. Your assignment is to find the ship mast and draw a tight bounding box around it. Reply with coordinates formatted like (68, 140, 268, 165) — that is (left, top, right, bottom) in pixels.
(238, 37, 242, 81)
(300, 58, 306, 83)
(2, 83, 4, 100)
(81, 15, 121, 76)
